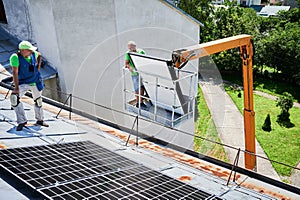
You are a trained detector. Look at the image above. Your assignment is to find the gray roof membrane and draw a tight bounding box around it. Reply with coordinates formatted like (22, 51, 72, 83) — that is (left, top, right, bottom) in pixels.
(0, 78, 299, 199)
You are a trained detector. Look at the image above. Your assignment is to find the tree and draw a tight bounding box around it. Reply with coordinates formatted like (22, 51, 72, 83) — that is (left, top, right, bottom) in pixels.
(179, 1, 260, 72)
(277, 8, 300, 25)
(256, 23, 300, 83)
(179, 1, 300, 83)
(276, 92, 294, 126)
(178, 0, 212, 23)
(202, 6, 260, 71)
(262, 114, 272, 132)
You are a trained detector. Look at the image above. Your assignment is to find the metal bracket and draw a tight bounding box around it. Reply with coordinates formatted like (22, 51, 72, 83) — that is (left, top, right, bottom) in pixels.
(0, 88, 10, 101)
(240, 46, 248, 61)
(55, 94, 72, 120)
(125, 115, 139, 147)
(226, 148, 241, 186)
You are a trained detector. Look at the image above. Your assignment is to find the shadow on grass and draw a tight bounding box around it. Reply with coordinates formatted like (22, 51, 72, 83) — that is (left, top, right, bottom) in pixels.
(221, 71, 300, 103)
(277, 121, 295, 128)
(254, 78, 300, 102)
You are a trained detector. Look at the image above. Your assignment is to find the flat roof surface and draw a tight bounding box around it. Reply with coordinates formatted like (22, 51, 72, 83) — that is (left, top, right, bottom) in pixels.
(0, 67, 299, 199)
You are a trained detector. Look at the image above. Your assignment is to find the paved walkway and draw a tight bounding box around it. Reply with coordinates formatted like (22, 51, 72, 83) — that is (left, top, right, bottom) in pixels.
(199, 79, 281, 180)
(254, 90, 300, 108)
(291, 162, 300, 187)
(223, 80, 300, 108)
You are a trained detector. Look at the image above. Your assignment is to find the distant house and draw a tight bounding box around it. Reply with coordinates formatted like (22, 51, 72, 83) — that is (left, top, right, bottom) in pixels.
(212, 0, 224, 4)
(270, 0, 283, 5)
(238, 0, 262, 6)
(250, 4, 265, 12)
(212, 0, 262, 6)
(258, 5, 290, 16)
(283, 0, 299, 8)
(212, 0, 241, 5)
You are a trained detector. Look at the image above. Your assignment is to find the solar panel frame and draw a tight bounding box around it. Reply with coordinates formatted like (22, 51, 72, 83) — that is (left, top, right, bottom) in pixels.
(0, 141, 136, 189)
(128, 52, 190, 115)
(0, 141, 222, 200)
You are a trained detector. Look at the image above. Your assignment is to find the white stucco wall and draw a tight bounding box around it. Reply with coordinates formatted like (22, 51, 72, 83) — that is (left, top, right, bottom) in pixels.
(27, 0, 68, 95)
(2, 0, 34, 41)
(4, 0, 200, 150)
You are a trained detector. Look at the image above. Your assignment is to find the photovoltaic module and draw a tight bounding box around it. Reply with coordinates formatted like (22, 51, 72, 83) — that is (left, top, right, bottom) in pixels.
(0, 141, 222, 199)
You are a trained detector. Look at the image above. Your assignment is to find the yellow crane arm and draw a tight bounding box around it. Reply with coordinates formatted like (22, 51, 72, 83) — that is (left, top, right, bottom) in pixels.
(171, 34, 256, 171)
(172, 34, 251, 68)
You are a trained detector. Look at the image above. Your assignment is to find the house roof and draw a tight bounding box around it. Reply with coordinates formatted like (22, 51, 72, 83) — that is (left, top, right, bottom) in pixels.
(0, 65, 299, 199)
(250, 5, 265, 13)
(259, 5, 290, 16)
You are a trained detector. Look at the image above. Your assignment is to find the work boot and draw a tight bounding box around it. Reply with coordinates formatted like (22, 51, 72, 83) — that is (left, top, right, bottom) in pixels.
(36, 120, 49, 127)
(16, 122, 27, 131)
(136, 102, 147, 108)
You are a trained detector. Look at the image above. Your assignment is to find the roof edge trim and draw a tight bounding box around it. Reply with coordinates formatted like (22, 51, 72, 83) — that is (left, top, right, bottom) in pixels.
(160, 0, 204, 27)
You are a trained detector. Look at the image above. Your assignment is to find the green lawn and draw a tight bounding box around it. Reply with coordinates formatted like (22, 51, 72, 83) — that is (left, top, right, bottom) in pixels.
(194, 87, 229, 162)
(225, 86, 300, 176)
(222, 73, 300, 103)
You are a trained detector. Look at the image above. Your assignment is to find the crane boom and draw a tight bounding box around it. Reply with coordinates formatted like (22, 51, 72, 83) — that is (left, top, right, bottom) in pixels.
(172, 34, 256, 171)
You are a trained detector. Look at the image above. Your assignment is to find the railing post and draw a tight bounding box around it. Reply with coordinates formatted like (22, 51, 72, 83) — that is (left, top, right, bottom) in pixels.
(69, 94, 72, 120)
(0, 88, 10, 101)
(136, 115, 139, 146)
(125, 115, 138, 146)
(227, 148, 241, 186)
(55, 93, 72, 119)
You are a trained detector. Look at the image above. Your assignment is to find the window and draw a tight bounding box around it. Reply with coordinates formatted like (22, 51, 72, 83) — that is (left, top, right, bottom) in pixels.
(0, 0, 7, 24)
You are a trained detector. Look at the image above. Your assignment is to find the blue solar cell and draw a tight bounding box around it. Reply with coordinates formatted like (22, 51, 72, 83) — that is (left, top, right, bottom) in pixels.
(0, 141, 219, 199)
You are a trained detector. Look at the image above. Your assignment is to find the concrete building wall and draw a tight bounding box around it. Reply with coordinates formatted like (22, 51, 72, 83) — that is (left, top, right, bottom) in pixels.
(2, 0, 200, 150)
(66, 0, 199, 150)
(2, 0, 34, 41)
(27, 0, 62, 80)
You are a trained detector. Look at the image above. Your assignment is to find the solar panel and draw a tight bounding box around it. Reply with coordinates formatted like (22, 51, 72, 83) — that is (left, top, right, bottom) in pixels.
(0, 141, 222, 199)
(128, 53, 190, 115)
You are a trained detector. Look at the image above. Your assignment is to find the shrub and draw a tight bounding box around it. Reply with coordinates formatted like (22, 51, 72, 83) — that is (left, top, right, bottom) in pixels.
(276, 92, 294, 126)
(262, 114, 271, 132)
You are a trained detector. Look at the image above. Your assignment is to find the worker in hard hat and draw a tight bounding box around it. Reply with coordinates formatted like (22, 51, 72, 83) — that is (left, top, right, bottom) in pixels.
(125, 41, 147, 108)
(9, 41, 49, 131)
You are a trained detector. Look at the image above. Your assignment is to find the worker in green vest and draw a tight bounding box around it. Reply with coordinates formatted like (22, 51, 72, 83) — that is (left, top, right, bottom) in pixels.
(10, 41, 49, 131)
(125, 41, 146, 108)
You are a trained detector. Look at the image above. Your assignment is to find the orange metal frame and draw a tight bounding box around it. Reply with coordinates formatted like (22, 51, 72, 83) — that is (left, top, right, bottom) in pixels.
(172, 34, 256, 171)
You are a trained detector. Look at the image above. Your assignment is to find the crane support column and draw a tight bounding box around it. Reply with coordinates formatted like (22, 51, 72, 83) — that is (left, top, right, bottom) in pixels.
(172, 35, 257, 171)
(240, 42, 257, 171)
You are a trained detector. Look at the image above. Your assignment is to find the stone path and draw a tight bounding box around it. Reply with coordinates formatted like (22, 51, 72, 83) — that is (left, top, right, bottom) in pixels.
(254, 90, 300, 108)
(199, 79, 281, 180)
